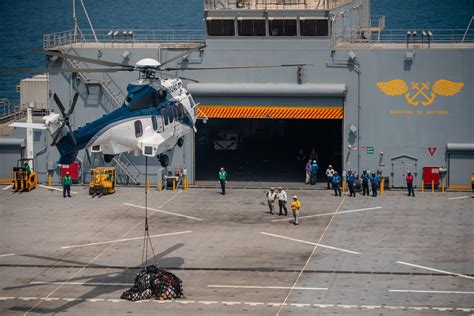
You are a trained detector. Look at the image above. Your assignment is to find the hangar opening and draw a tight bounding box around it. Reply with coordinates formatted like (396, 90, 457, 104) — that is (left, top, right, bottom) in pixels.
(195, 106, 343, 182)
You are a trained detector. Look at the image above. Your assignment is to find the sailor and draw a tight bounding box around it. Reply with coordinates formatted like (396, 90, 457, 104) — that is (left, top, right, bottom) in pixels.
(310, 160, 319, 185)
(332, 171, 342, 196)
(304, 159, 312, 184)
(291, 196, 301, 225)
(326, 164, 335, 189)
(346, 169, 356, 197)
(406, 171, 415, 197)
(62, 171, 72, 198)
(370, 172, 379, 197)
(361, 170, 370, 196)
(266, 187, 277, 214)
(277, 187, 288, 216)
(218, 167, 228, 195)
(23, 161, 31, 174)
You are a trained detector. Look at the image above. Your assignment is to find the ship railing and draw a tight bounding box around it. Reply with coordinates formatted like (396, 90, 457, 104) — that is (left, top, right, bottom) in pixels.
(205, 0, 352, 10)
(44, 29, 206, 49)
(339, 28, 474, 44)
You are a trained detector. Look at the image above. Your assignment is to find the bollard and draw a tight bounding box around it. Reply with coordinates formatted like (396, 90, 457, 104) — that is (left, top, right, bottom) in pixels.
(157, 178, 162, 192)
(172, 179, 176, 191)
(183, 177, 188, 190)
(48, 175, 52, 186)
(342, 180, 346, 192)
(441, 179, 445, 193)
(431, 180, 434, 192)
(381, 179, 385, 196)
(147, 177, 151, 191)
(422, 179, 424, 192)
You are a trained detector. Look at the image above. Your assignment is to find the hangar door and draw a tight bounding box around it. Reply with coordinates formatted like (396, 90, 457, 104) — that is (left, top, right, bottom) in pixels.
(447, 143, 474, 189)
(0, 139, 24, 179)
(195, 107, 343, 181)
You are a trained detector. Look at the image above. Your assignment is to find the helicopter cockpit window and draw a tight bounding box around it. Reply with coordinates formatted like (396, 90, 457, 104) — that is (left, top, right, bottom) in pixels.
(134, 120, 143, 138)
(168, 107, 174, 123)
(127, 87, 160, 110)
(151, 115, 158, 131)
(177, 103, 184, 119)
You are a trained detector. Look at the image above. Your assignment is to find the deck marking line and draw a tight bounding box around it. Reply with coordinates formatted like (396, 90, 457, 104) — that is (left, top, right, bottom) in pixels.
(60, 231, 192, 249)
(31, 281, 134, 286)
(0, 297, 15, 300)
(108, 299, 125, 303)
(198, 301, 218, 305)
(361, 305, 381, 309)
(390, 289, 474, 294)
(291, 303, 310, 307)
(63, 298, 82, 301)
(408, 306, 428, 310)
(222, 301, 241, 306)
(339, 304, 357, 308)
(0, 253, 15, 257)
(260, 232, 360, 255)
(2, 185, 12, 190)
(86, 298, 105, 302)
(271, 206, 382, 222)
(314, 304, 334, 308)
(457, 308, 474, 312)
(269, 303, 287, 306)
(448, 196, 469, 200)
(124, 202, 203, 221)
(433, 307, 453, 311)
(208, 285, 327, 290)
(24, 191, 182, 315)
(40, 297, 59, 301)
(245, 302, 264, 306)
(179, 300, 195, 304)
(397, 261, 474, 280)
(385, 305, 404, 310)
(38, 184, 78, 194)
(276, 196, 346, 316)
(19, 297, 38, 301)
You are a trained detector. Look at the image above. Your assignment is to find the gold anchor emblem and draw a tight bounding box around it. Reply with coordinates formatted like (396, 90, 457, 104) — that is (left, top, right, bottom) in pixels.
(377, 79, 464, 107)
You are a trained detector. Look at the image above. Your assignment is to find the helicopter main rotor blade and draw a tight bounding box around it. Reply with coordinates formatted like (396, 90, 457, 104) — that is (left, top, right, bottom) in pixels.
(67, 92, 80, 116)
(37, 49, 134, 69)
(85, 148, 92, 164)
(158, 44, 207, 68)
(51, 120, 67, 146)
(0, 67, 130, 73)
(65, 121, 78, 146)
(163, 64, 308, 71)
(53, 93, 66, 116)
(156, 72, 199, 83)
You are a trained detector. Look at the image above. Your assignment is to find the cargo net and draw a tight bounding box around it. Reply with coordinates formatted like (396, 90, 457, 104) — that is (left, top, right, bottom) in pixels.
(121, 265, 183, 301)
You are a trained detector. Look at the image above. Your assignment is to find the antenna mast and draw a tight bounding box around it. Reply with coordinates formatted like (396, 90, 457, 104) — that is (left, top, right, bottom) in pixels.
(72, 0, 78, 42)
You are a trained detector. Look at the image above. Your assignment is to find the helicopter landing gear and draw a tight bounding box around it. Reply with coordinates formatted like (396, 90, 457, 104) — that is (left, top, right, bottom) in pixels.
(104, 154, 115, 163)
(158, 154, 169, 167)
(177, 137, 184, 147)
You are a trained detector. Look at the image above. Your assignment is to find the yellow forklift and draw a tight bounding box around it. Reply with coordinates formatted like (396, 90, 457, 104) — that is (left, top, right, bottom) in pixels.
(12, 158, 37, 192)
(89, 167, 116, 195)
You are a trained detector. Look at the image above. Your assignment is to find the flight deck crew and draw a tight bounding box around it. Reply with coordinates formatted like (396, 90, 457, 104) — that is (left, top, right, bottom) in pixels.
(310, 160, 319, 185)
(218, 167, 228, 195)
(361, 170, 370, 196)
(291, 196, 301, 225)
(305, 159, 312, 184)
(62, 172, 72, 198)
(277, 187, 288, 216)
(346, 169, 356, 197)
(266, 187, 277, 214)
(406, 171, 415, 197)
(326, 165, 334, 189)
(332, 171, 342, 196)
(370, 172, 378, 197)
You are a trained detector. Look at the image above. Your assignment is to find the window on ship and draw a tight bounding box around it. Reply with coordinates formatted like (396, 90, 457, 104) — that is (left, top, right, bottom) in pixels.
(238, 19, 266, 36)
(269, 19, 297, 36)
(300, 18, 329, 36)
(207, 18, 235, 36)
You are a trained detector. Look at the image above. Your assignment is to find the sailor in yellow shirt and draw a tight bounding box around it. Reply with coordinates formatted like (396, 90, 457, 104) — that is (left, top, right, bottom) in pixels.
(291, 196, 301, 225)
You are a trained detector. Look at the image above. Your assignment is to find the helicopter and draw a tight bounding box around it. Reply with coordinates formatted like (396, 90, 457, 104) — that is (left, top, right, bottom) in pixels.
(3, 46, 304, 166)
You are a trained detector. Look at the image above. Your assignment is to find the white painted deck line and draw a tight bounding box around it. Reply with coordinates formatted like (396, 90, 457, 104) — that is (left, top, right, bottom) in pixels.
(208, 285, 327, 290)
(0, 253, 15, 257)
(38, 184, 78, 194)
(448, 196, 469, 200)
(60, 231, 192, 249)
(124, 202, 203, 221)
(271, 206, 383, 222)
(390, 289, 474, 294)
(2, 185, 12, 190)
(31, 281, 133, 286)
(397, 261, 474, 280)
(260, 232, 360, 255)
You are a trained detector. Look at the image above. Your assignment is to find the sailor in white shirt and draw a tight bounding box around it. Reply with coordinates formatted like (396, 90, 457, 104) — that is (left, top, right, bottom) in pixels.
(277, 187, 288, 216)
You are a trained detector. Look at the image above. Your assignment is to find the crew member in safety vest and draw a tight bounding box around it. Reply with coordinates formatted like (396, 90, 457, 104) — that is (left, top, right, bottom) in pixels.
(346, 169, 356, 197)
(406, 171, 415, 197)
(370, 172, 378, 197)
(332, 171, 342, 196)
(291, 196, 301, 225)
(62, 171, 72, 198)
(266, 187, 277, 214)
(218, 167, 228, 195)
(361, 170, 370, 196)
(326, 165, 335, 190)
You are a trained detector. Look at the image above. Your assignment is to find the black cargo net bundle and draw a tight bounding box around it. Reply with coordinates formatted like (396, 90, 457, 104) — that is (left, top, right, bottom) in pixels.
(121, 265, 184, 301)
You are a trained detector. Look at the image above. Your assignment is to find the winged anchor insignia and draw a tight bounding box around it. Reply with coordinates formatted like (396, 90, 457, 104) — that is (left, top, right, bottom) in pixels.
(377, 79, 464, 107)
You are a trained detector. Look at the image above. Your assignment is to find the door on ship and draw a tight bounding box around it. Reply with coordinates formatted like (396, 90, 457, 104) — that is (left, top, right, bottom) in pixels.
(195, 118, 343, 182)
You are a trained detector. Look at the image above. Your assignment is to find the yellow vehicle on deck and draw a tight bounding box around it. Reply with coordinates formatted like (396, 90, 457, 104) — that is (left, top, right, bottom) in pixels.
(89, 167, 116, 195)
(12, 158, 37, 192)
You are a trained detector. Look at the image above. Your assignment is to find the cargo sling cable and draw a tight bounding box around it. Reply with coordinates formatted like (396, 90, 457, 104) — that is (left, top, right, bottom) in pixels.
(141, 156, 158, 267)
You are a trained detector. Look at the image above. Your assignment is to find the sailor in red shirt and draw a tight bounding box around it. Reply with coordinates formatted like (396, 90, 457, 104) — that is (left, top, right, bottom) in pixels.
(406, 171, 415, 197)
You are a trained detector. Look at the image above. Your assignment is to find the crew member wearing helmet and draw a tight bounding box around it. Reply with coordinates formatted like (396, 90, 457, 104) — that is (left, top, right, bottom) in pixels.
(332, 171, 342, 196)
(361, 170, 370, 196)
(406, 171, 415, 197)
(370, 172, 379, 197)
(62, 171, 73, 198)
(326, 165, 335, 190)
(291, 196, 301, 225)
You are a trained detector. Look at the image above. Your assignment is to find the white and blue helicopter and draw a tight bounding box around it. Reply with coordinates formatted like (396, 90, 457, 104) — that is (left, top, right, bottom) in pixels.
(3, 47, 303, 166)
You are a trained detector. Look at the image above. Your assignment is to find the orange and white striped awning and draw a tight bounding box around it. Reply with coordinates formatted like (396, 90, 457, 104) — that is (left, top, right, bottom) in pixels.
(196, 106, 343, 119)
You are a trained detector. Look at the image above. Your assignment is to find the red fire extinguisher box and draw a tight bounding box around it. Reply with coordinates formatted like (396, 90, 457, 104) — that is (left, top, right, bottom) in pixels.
(61, 162, 79, 181)
(423, 166, 440, 187)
